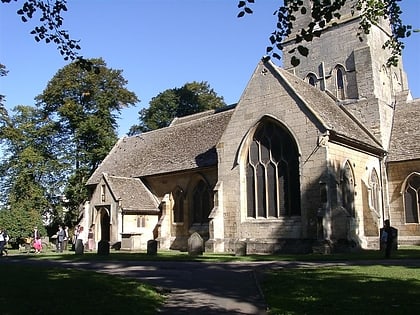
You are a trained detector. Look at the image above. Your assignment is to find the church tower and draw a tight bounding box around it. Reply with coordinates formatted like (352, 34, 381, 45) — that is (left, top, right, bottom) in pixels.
(281, 0, 410, 149)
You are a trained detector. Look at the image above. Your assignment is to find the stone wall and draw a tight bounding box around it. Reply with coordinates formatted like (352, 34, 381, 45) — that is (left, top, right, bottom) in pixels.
(217, 62, 328, 253)
(387, 160, 420, 245)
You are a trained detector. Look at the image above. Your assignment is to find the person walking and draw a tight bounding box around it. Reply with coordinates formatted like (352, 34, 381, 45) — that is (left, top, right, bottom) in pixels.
(75, 226, 86, 255)
(381, 219, 398, 258)
(33, 227, 42, 253)
(0, 228, 7, 257)
(88, 226, 95, 251)
(63, 226, 70, 251)
(56, 225, 65, 253)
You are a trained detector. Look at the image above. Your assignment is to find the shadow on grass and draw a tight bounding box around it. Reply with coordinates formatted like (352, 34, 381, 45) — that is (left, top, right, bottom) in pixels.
(1, 263, 165, 315)
(262, 265, 420, 315)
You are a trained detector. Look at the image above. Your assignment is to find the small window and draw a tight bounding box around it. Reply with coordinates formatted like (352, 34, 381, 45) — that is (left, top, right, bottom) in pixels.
(137, 215, 146, 228)
(404, 173, 420, 223)
(100, 184, 106, 202)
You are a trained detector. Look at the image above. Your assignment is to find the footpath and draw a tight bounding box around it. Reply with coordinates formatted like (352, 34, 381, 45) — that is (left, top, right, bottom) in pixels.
(2, 257, 420, 314)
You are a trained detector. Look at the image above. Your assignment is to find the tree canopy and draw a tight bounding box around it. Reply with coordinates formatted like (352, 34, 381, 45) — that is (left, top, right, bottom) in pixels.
(0, 58, 138, 229)
(36, 58, 138, 214)
(129, 81, 226, 135)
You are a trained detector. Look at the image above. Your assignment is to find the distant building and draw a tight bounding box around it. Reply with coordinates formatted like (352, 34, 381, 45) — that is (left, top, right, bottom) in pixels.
(85, 1, 419, 253)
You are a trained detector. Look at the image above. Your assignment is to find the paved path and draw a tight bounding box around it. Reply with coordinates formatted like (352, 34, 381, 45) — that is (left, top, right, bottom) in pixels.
(2, 257, 420, 314)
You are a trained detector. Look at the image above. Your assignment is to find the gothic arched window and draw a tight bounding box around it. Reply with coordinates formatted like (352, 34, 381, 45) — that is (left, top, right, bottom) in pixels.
(246, 120, 301, 218)
(306, 73, 317, 87)
(335, 66, 346, 99)
(404, 173, 420, 223)
(173, 187, 184, 223)
(369, 169, 380, 214)
(192, 180, 213, 224)
(342, 161, 355, 217)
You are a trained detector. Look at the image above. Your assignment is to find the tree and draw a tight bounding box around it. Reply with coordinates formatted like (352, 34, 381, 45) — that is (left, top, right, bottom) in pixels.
(0, 105, 63, 212)
(238, 0, 413, 66)
(0, 63, 8, 108)
(36, 58, 138, 218)
(0, 208, 46, 244)
(129, 81, 226, 134)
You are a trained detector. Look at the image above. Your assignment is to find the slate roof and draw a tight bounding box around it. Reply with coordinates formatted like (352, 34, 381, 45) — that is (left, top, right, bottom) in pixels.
(265, 59, 384, 152)
(387, 98, 420, 162)
(103, 174, 159, 212)
(87, 107, 234, 185)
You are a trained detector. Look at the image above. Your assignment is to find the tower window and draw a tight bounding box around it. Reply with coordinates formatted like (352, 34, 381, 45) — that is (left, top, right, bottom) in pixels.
(335, 66, 346, 99)
(306, 74, 317, 87)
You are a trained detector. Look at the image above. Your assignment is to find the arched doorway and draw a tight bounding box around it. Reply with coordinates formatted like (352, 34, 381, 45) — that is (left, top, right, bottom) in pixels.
(96, 207, 110, 242)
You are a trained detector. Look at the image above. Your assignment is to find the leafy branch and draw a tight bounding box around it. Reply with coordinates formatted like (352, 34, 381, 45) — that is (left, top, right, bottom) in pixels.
(238, 0, 413, 67)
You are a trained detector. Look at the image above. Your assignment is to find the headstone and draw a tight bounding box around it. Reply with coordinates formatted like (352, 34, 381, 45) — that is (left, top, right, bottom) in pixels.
(147, 240, 158, 255)
(188, 232, 204, 256)
(97, 240, 110, 256)
(234, 240, 247, 256)
(75, 239, 84, 255)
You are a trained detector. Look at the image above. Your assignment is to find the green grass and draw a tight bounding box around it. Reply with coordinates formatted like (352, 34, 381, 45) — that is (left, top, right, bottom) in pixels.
(262, 265, 420, 315)
(7, 245, 420, 263)
(2, 246, 420, 314)
(0, 263, 165, 315)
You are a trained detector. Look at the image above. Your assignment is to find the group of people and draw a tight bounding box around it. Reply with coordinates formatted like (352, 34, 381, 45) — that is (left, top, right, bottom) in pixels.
(72, 225, 95, 254)
(54, 225, 69, 253)
(0, 224, 96, 255)
(55, 225, 95, 253)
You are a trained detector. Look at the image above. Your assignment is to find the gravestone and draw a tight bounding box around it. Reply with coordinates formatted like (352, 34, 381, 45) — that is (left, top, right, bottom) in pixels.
(147, 240, 158, 255)
(75, 239, 84, 255)
(97, 240, 110, 256)
(188, 232, 204, 256)
(234, 240, 247, 256)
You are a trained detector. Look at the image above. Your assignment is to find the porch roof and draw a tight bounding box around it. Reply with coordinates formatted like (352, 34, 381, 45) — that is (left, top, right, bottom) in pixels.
(104, 174, 159, 212)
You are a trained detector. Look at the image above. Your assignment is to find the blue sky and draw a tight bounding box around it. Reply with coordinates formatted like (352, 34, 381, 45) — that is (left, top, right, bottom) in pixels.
(1, 0, 419, 137)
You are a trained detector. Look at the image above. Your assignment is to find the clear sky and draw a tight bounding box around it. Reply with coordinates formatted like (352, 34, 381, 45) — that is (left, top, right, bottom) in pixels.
(1, 0, 419, 137)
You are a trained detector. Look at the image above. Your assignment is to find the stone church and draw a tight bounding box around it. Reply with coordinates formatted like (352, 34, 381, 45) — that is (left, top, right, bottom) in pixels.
(85, 1, 419, 253)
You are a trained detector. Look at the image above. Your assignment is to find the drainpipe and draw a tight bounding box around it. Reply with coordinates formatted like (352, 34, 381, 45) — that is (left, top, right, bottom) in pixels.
(379, 154, 388, 225)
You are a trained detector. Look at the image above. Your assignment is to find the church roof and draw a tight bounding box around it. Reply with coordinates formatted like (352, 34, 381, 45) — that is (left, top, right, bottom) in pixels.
(388, 98, 420, 162)
(87, 107, 234, 185)
(103, 174, 159, 212)
(265, 59, 383, 152)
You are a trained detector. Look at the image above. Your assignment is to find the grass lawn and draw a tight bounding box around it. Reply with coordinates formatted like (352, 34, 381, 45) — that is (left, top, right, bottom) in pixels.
(262, 264, 420, 315)
(0, 263, 165, 315)
(1, 246, 420, 314)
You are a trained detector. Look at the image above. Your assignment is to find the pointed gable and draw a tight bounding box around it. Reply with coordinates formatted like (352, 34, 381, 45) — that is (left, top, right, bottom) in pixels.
(103, 174, 159, 213)
(264, 59, 383, 153)
(87, 107, 234, 185)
